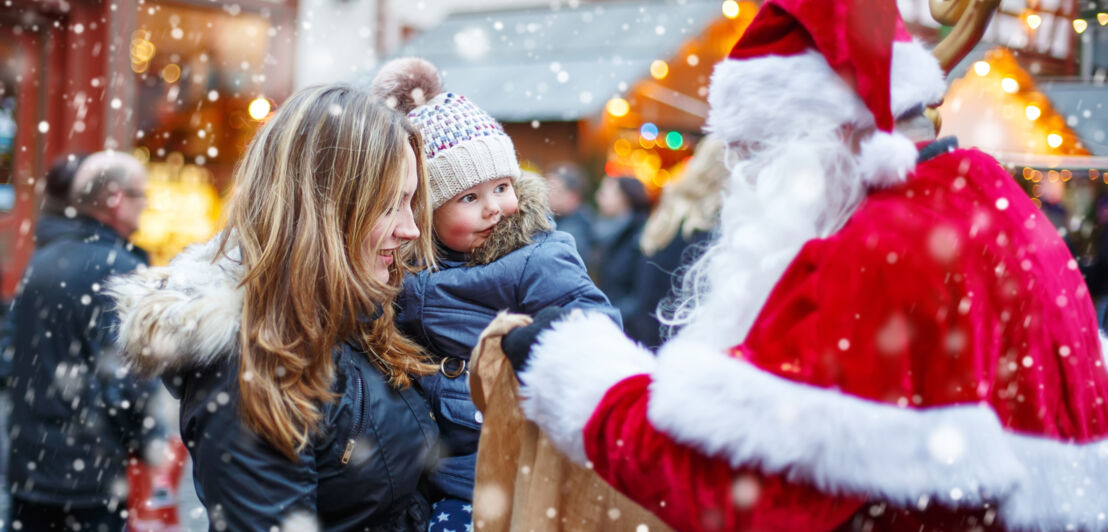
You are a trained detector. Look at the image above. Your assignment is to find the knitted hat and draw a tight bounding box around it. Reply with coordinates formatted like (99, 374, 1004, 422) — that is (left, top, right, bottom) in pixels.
(371, 58, 521, 209)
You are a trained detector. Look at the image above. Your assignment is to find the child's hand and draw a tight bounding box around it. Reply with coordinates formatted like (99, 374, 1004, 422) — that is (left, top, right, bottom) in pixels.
(502, 306, 569, 373)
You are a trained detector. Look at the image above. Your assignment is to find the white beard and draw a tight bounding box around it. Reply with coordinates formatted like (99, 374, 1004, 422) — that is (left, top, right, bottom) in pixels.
(661, 127, 868, 349)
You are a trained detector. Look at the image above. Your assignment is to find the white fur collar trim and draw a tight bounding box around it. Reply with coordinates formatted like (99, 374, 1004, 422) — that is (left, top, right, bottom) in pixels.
(106, 235, 244, 377)
(647, 338, 1108, 531)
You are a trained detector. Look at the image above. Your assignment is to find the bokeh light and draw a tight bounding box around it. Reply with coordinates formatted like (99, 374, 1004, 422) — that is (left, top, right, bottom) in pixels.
(248, 97, 271, 120)
(650, 60, 669, 80)
(722, 0, 740, 19)
(606, 97, 630, 117)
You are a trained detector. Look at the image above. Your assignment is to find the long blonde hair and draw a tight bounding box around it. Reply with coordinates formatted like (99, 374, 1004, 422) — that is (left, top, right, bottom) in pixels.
(640, 135, 729, 256)
(218, 85, 436, 460)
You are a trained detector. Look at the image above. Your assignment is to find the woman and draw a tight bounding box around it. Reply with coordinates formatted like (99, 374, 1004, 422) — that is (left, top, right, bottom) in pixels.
(107, 85, 440, 531)
(590, 175, 651, 341)
(637, 135, 728, 348)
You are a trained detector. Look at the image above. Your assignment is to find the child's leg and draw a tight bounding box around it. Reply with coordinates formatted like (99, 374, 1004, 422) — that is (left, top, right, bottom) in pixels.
(428, 497, 472, 531)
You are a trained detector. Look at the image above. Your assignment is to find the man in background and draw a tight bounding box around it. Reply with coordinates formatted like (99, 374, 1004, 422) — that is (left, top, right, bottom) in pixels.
(7, 150, 163, 531)
(0, 152, 90, 518)
(545, 162, 594, 261)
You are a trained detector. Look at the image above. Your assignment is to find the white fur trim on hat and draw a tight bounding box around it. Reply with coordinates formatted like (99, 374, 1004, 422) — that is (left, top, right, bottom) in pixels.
(889, 40, 946, 119)
(706, 40, 945, 144)
(427, 134, 522, 209)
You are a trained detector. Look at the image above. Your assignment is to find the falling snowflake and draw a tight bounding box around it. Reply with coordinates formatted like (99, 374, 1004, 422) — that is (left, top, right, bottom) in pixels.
(927, 425, 967, 465)
(731, 474, 761, 508)
(281, 511, 319, 532)
(473, 483, 508, 521)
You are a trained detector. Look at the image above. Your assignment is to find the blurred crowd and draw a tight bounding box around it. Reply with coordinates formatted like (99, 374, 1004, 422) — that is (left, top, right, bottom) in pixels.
(544, 136, 729, 350)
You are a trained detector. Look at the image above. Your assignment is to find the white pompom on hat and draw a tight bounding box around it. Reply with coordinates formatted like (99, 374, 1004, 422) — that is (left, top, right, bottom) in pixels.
(372, 57, 522, 209)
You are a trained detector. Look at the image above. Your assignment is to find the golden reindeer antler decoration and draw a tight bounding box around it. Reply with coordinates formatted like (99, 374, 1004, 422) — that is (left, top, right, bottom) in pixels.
(929, 0, 1002, 73)
(923, 0, 1001, 133)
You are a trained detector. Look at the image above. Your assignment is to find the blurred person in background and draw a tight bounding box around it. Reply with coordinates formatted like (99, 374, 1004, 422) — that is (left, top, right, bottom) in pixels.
(0, 152, 89, 518)
(591, 175, 651, 341)
(7, 150, 164, 531)
(545, 162, 595, 261)
(37, 153, 90, 247)
(635, 135, 728, 349)
(1, 153, 90, 371)
(1082, 194, 1108, 327)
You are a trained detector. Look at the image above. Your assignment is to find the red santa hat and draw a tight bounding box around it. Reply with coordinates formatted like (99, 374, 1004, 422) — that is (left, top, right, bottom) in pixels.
(706, 0, 946, 185)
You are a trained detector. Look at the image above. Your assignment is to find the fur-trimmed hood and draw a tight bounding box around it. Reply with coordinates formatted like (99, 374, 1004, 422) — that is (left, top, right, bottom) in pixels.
(465, 170, 553, 266)
(106, 236, 245, 378)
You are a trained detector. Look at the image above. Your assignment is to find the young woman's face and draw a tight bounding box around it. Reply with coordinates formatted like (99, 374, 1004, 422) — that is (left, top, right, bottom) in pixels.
(365, 143, 421, 284)
(433, 177, 518, 253)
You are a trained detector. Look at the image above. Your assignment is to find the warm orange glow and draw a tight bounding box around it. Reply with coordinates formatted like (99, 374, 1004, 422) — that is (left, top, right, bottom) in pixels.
(1026, 13, 1042, 30)
(1047, 133, 1063, 148)
(1073, 19, 1089, 33)
(1001, 77, 1020, 93)
(161, 63, 181, 83)
(1024, 105, 1041, 121)
(613, 138, 632, 157)
(973, 61, 990, 76)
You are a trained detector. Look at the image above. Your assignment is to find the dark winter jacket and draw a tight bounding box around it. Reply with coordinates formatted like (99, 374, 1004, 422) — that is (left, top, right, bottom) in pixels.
(33, 212, 83, 248)
(0, 212, 84, 383)
(107, 237, 440, 531)
(631, 228, 714, 349)
(553, 205, 595, 262)
(396, 173, 620, 501)
(7, 215, 162, 507)
(591, 211, 649, 341)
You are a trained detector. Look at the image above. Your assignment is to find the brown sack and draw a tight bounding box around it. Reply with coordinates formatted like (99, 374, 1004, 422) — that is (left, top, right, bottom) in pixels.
(469, 312, 674, 532)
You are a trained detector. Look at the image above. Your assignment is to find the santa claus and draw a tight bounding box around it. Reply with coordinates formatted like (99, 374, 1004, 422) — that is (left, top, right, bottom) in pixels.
(499, 0, 1108, 530)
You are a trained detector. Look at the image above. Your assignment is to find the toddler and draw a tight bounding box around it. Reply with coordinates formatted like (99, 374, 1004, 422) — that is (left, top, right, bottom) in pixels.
(372, 58, 621, 527)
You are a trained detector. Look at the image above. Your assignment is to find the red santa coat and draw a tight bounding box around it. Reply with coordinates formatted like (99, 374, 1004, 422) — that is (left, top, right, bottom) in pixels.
(517, 147, 1108, 532)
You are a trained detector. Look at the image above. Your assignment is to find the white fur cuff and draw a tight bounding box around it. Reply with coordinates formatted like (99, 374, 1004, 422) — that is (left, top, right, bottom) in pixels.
(519, 311, 656, 464)
(646, 339, 1024, 509)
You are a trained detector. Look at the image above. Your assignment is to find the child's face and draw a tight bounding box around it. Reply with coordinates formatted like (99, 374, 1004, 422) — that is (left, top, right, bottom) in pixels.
(434, 177, 519, 252)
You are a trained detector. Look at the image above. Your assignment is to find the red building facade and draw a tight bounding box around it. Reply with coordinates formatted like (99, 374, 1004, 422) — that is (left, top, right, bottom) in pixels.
(0, 0, 298, 298)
